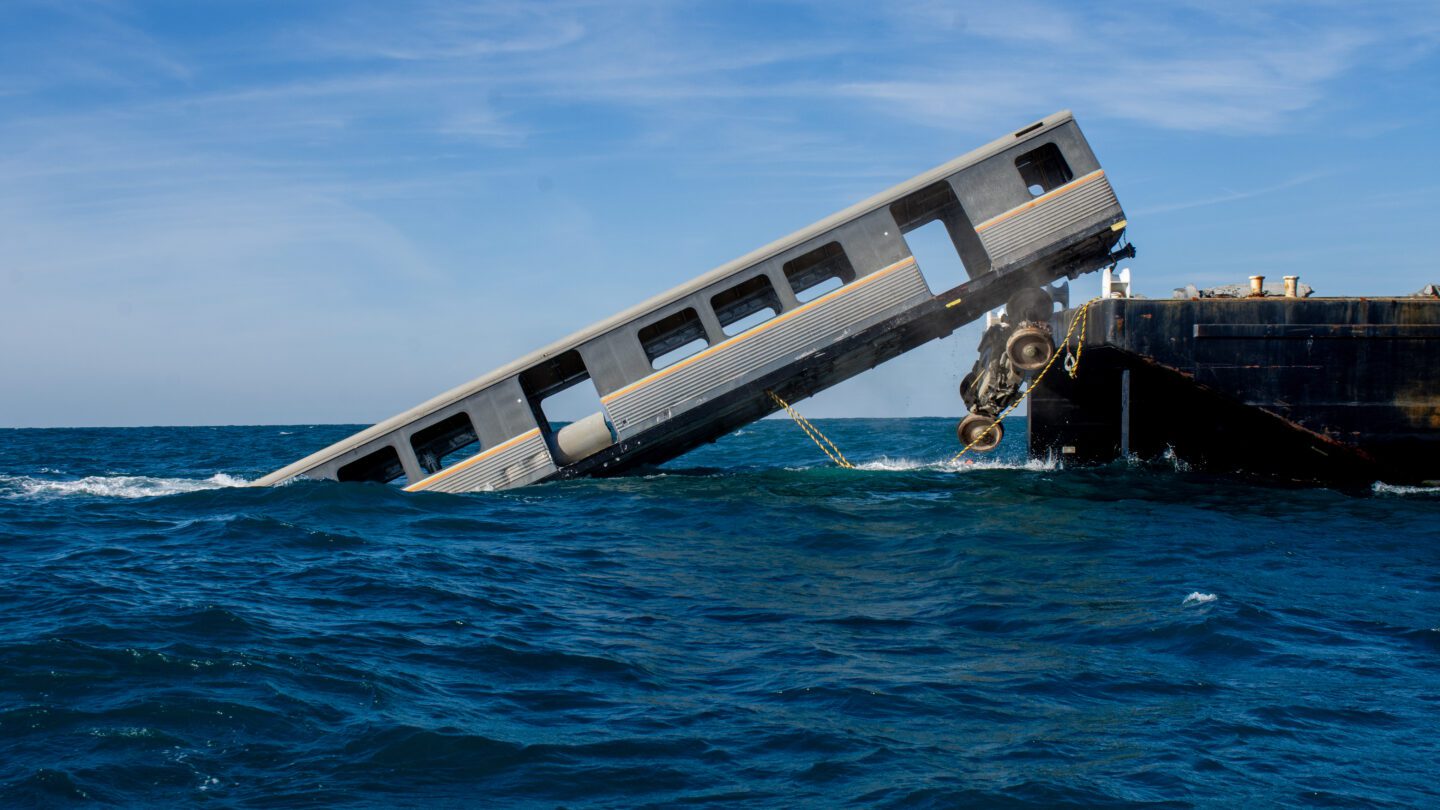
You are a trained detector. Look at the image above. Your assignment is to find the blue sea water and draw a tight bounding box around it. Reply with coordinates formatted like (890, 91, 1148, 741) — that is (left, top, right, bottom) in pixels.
(0, 419, 1436, 808)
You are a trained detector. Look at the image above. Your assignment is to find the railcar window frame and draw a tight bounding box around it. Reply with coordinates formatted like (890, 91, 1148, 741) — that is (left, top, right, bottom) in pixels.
(1015, 142, 1074, 197)
(519, 348, 611, 436)
(409, 412, 483, 475)
(711, 274, 782, 337)
(783, 242, 856, 303)
(637, 307, 709, 369)
(336, 444, 406, 485)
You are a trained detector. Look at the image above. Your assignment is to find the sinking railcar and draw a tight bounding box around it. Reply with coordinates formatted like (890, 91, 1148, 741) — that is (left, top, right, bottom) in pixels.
(256, 110, 1131, 492)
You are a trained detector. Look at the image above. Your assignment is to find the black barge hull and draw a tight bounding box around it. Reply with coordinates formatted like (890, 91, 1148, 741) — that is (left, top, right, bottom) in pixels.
(1028, 297, 1440, 485)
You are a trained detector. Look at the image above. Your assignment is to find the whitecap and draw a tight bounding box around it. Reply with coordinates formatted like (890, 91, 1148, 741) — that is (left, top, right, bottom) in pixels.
(0, 473, 248, 500)
(1372, 482, 1440, 496)
(1160, 446, 1192, 472)
(854, 456, 1057, 473)
(1182, 592, 1217, 606)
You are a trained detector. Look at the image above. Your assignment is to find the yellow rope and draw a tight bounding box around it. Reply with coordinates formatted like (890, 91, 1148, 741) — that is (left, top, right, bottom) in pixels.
(949, 297, 1099, 463)
(765, 390, 855, 469)
(764, 297, 1101, 469)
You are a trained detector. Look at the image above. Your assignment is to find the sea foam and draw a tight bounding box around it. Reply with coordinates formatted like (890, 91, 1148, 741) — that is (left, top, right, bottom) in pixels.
(1372, 482, 1440, 496)
(854, 456, 1058, 473)
(1182, 592, 1218, 606)
(0, 473, 248, 500)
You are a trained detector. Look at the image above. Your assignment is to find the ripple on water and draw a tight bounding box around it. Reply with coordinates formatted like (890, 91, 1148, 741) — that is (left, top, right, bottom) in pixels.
(0, 421, 1437, 806)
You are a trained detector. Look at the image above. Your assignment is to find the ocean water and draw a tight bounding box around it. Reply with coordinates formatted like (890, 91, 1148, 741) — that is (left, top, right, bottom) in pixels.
(1, 419, 1436, 808)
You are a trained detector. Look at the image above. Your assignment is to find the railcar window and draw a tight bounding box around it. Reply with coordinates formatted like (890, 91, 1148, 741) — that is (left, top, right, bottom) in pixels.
(712, 275, 781, 337)
(638, 307, 709, 369)
(888, 181, 986, 291)
(519, 349, 610, 437)
(409, 412, 482, 474)
(784, 242, 856, 303)
(1015, 142, 1073, 197)
(336, 445, 406, 485)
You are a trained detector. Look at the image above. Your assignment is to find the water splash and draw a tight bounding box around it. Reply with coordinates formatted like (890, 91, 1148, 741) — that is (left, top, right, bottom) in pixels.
(854, 456, 1058, 473)
(1160, 446, 1192, 473)
(0, 473, 248, 500)
(1372, 482, 1440, 496)
(1182, 592, 1218, 607)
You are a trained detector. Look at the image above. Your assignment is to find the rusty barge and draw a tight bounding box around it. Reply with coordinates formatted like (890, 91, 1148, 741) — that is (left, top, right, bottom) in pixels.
(1020, 280, 1440, 486)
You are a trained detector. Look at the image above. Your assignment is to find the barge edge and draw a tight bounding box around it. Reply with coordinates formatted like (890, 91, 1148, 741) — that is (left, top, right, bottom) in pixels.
(1028, 296, 1440, 485)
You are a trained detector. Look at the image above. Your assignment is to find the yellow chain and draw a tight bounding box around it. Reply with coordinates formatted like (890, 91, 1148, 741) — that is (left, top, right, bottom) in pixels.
(950, 297, 1099, 463)
(765, 390, 855, 469)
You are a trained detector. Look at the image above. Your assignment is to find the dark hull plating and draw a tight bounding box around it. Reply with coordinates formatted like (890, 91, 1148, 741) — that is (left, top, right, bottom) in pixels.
(1028, 297, 1440, 485)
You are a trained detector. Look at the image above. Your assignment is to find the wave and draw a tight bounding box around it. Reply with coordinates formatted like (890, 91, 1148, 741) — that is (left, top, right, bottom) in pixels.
(853, 456, 1058, 473)
(0, 473, 248, 500)
(1182, 592, 1218, 606)
(1159, 447, 1192, 473)
(1372, 482, 1440, 496)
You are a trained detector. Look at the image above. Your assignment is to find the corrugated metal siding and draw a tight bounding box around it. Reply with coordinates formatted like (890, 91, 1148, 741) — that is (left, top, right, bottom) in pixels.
(606, 262, 929, 431)
(979, 174, 1118, 263)
(415, 431, 554, 493)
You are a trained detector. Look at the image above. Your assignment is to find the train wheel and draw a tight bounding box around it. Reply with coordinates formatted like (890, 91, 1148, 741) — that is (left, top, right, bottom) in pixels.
(959, 371, 977, 400)
(957, 414, 1003, 451)
(1007, 287, 1054, 324)
(1005, 327, 1054, 372)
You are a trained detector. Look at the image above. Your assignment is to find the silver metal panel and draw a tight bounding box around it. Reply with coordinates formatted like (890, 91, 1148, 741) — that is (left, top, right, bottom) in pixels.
(978, 171, 1119, 264)
(604, 260, 929, 433)
(407, 430, 554, 493)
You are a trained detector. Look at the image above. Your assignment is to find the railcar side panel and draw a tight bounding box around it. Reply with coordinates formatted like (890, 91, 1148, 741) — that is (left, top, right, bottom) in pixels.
(976, 170, 1121, 267)
(406, 428, 554, 493)
(603, 257, 928, 436)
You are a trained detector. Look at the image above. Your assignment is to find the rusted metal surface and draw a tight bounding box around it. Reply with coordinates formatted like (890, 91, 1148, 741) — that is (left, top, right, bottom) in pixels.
(1028, 297, 1440, 484)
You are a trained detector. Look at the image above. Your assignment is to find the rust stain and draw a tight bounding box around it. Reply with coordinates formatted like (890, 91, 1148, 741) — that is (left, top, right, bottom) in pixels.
(1396, 379, 1440, 429)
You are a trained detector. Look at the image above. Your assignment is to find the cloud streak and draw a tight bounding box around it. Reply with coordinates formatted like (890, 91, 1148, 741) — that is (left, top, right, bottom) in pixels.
(1132, 171, 1332, 216)
(2, 0, 1438, 425)
(842, 1, 1438, 135)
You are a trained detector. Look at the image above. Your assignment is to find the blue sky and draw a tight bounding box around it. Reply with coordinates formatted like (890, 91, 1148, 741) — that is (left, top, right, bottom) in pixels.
(2, 0, 1438, 427)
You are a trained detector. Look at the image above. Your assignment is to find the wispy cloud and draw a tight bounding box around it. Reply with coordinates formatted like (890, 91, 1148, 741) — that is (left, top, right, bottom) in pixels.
(839, 1, 1438, 135)
(1132, 171, 1332, 216)
(0, 0, 191, 92)
(2, 0, 1438, 424)
(298, 1, 588, 62)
